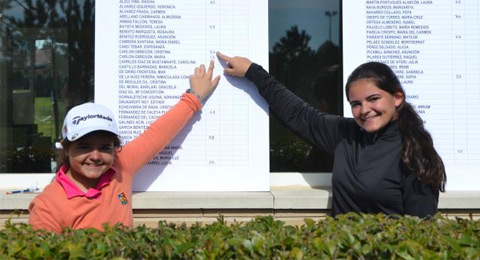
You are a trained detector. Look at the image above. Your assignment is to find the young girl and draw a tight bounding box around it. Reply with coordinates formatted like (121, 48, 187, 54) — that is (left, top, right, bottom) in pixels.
(217, 52, 446, 218)
(29, 61, 220, 233)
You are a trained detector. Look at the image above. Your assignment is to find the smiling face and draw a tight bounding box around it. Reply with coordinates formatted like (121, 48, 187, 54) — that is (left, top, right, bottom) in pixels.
(348, 78, 404, 133)
(65, 131, 117, 189)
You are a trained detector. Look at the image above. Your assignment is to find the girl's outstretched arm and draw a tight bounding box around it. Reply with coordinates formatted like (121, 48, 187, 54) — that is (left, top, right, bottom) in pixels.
(189, 60, 221, 102)
(119, 61, 221, 175)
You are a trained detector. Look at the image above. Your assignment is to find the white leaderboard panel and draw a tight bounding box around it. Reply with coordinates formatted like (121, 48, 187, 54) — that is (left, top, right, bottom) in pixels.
(95, 0, 269, 191)
(343, 0, 480, 190)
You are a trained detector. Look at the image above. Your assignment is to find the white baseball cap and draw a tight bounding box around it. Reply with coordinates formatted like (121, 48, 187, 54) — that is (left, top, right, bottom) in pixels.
(62, 102, 119, 141)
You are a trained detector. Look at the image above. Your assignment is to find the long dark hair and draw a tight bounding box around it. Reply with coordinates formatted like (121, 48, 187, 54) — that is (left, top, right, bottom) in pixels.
(345, 62, 446, 191)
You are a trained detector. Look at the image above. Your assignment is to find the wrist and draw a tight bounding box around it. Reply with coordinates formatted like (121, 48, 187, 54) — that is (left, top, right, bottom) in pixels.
(186, 88, 202, 101)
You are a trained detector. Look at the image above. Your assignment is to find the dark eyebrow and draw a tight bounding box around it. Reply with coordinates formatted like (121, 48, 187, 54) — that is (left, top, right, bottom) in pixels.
(75, 142, 91, 145)
(366, 94, 381, 99)
(349, 93, 382, 105)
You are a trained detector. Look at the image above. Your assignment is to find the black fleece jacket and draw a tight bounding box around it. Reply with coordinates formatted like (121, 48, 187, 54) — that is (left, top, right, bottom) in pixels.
(245, 63, 438, 217)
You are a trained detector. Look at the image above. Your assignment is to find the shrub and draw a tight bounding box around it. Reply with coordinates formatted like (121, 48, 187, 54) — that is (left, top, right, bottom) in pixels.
(1, 213, 479, 259)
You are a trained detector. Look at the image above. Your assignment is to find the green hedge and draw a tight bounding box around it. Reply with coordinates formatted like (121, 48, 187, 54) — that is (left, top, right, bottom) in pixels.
(1, 213, 479, 259)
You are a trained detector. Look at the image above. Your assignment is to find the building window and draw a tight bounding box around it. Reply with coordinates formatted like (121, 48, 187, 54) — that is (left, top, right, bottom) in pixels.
(0, 0, 341, 174)
(0, 0, 94, 173)
(268, 0, 341, 172)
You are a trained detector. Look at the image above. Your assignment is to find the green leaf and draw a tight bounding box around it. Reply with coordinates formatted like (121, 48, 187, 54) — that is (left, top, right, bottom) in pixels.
(304, 218, 315, 228)
(458, 234, 477, 247)
(289, 247, 303, 260)
(444, 236, 463, 254)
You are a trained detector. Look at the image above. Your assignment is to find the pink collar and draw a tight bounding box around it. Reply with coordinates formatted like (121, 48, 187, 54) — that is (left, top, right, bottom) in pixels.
(55, 165, 116, 199)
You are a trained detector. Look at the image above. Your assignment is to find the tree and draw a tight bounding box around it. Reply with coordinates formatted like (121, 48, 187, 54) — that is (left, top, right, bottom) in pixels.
(7, 0, 95, 109)
(2, 0, 95, 172)
(272, 25, 313, 63)
(268, 25, 341, 172)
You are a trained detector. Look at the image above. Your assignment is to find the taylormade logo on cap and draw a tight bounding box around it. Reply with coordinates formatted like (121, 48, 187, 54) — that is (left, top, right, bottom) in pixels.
(62, 102, 119, 141)
(72, 114, 113, 125)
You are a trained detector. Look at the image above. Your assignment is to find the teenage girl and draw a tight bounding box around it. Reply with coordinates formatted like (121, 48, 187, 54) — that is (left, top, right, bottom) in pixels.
(217, 52, 446, 218)
(29, 61, 220, 233)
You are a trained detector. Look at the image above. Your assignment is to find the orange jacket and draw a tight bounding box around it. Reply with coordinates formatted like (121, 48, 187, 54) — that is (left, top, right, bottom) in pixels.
(28, 94, 201, 233)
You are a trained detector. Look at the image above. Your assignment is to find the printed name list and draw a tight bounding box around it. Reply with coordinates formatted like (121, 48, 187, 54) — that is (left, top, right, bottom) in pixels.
(343, 0, 480, 190)
(96, 0, 269, 191)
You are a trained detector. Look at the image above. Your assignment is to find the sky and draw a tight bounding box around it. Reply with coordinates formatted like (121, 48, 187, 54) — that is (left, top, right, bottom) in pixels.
(269, 0, 340, 51)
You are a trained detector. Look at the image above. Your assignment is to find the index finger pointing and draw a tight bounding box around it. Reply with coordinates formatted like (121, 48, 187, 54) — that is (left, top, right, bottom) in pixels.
(216, 51, 230, 62)
(207, 60, 215, 77)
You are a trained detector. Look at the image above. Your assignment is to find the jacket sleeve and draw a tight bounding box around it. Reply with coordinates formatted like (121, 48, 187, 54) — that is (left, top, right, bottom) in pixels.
(402, 171, 439, 218)
(28, 197, 63, 234)
(118, 93, 201, 176)
(245, 63, 348, 153)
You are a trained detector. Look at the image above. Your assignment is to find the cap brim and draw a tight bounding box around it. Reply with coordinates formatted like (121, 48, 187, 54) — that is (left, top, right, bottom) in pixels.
(67, 125, 119, 141)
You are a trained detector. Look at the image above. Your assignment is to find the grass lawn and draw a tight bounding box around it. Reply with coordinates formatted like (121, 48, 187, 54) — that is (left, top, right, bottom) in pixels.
(34, 97, 65, 142)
